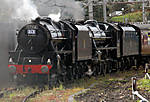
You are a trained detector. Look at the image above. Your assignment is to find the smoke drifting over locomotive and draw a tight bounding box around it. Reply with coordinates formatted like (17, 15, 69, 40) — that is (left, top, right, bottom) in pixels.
(0, 21, 28, 88)
(0, 0, 84, 21)
(0, 0, 39, 21)
(35, 0, 85, 20)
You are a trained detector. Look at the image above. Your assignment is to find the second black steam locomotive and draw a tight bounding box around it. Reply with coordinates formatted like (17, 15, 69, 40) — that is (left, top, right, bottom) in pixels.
(8, 17, 145, 85)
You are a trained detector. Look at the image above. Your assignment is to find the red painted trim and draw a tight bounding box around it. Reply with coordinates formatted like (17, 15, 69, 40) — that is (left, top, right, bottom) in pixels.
(8, 64, 52, 74)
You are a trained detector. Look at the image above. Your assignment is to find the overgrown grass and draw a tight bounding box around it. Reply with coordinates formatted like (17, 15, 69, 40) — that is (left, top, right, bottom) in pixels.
(110, 12, 143, 22)
(137, 79, 150, 92)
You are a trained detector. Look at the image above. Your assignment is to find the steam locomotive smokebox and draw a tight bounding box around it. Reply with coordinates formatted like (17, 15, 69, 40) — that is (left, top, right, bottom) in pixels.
(76, 25, 92, 61)
(18, 23, 49, 54)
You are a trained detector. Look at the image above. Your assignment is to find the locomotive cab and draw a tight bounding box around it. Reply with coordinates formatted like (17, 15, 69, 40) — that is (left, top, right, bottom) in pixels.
(75, 25, 92, 61)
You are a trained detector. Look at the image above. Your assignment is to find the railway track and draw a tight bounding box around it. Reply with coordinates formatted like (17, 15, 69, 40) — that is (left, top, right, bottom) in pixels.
(22, 86, 45, 102)
(0, 85, 40, 102)
(22, 90, 41, 102)
(74, 68, 150, 102)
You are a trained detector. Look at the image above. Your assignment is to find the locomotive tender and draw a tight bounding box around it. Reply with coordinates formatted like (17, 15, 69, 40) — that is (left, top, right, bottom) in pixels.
(8, 17, 142, 85)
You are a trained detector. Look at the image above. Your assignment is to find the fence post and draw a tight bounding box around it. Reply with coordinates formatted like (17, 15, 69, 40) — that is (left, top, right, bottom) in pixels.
(145, 63, 150, 79)
(132, 77, 149, 102)
(132, 77, 137, 100)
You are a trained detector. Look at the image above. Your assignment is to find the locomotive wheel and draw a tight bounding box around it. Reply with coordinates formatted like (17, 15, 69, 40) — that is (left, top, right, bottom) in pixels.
(66, 66, 73, 81)
(75, 66, 78, 80)
(15, 74, 24, 85)
(93, 65, 97, 76)
(123, 59, 127, 70)
(134, 58, 138, 69)
(8, 73, 15, 82)
(77, 64, 83, 78)
(98, 63, 102, 75)
(136, 57, 141, 69)
(72, 65, 76, 80)
(73, 64, 79, 80)
(117, 61, 120, 71)
(113, 60, 118, 72)
(83, 63, 89, 75)
(81, 64, 86, 78)
(107, 61, 112, 73)
(120, 59, 124, 71)
(130, 57, 134, 67)
(70, 66, 74, 81)
(76, 65, 80, 79)
(127, 58, 131, 69)
(49, 73, 59, 89)
(101, 62, 107, 76)
(60, 65, 67, 83)
(127, 58, 131, 70)
(124, 58, 130, 70)
(48, 65, 60, 89)
(93, 64, 101, 76)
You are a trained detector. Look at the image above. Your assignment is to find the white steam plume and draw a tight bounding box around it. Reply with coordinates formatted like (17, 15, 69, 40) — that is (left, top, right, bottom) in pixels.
(0, 0, 84, 21)
(34, 0, 85, 21)
(14, 0, 39, 20)
(0, 0, 39, 21)
(48, 12, 61, 22)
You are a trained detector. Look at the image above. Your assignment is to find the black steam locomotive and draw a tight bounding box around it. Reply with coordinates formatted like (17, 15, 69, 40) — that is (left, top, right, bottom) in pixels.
(8, 17, 142, 85)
